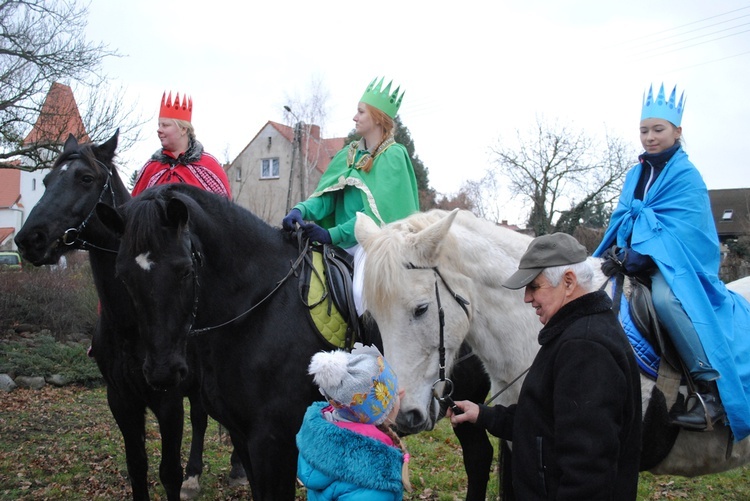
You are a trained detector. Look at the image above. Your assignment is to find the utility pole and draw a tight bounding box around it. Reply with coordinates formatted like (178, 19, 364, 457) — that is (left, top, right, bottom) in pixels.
(284, 106, 302, 213)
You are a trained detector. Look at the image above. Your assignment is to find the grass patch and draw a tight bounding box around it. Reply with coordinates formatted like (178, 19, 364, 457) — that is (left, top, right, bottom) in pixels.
(0, 334, 101, 385)
(2, 386, 750, 500)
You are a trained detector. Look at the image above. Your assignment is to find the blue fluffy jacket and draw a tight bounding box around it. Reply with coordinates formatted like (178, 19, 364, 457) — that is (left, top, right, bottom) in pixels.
(296, 402, 403, 500)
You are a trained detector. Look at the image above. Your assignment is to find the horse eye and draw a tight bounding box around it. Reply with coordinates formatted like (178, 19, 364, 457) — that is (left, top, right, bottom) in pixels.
(81, 174, 94, 184)
(414, 304, 429, 317)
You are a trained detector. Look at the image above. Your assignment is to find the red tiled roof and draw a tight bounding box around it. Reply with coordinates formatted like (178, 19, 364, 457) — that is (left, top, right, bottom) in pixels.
(268, 121, 346, 173)
(23, 82, 89, 145)
(0, 227, 14, 245)
(0, 168, 21, 207)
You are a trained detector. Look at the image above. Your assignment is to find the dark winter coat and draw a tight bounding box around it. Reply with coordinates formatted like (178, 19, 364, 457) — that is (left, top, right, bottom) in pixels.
(477, 290, 642, 500)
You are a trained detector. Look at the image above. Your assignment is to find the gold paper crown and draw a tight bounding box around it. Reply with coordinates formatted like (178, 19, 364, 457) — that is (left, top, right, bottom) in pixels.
(359, 77, 404, 119)
(159, 91, 192, 122)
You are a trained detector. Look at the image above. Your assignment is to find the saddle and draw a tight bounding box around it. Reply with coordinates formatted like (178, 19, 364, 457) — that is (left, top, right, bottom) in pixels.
(296, 235, 361, 351)
(606, 272, 680, 376)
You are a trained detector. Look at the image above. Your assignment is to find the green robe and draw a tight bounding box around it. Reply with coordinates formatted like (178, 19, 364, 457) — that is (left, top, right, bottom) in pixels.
(294, 138, 419, 248)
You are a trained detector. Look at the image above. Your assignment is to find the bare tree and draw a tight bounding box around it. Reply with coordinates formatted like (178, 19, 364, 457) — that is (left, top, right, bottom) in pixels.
(283, 75, 331, 200)
(0, 0, 146, 170)
(459, 169, 502, 222)
(490, 116, 634, 235)
(433, 189, 476, 212)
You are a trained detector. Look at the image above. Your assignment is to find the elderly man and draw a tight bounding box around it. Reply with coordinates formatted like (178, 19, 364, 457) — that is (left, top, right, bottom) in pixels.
(449, 232, 642, 500)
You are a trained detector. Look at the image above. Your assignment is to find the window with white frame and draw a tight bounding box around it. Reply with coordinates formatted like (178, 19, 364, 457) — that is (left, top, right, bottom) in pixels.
(722, 209, 734, 221)
(261, 158, 279, 179)
(235, 166, 242, 182)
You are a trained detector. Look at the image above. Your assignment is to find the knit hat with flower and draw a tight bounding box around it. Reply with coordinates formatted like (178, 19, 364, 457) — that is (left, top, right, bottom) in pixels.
(308, 345, 398, 425)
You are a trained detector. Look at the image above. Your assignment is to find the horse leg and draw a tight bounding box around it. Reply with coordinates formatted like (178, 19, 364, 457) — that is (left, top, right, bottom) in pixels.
(152, 395, 185, 501)
(228, 447, 249, 487)
(449, 347, 493, 501)
(106, 387, 150, 501)
(181, 392, 207, 500)
(244, 434, 298, 501)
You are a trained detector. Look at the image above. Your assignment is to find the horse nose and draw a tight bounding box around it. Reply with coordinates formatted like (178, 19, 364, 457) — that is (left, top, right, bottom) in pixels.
(143, 356, 188, 390)
(396, 408, 431, 435)
(15, 228, 45, 254)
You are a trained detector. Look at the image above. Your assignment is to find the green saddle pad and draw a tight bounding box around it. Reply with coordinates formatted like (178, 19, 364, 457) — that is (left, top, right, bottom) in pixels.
(307, 250, 349, 349)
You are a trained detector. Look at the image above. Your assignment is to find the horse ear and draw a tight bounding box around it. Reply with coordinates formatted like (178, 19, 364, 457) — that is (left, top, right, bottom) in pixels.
(166, 198, 190, 230)
(97, 129, 119, 161)
(96, 203, 125, 236)
(414, 209, 460, 263)
(63, 133, 78, 154)
(354, 212, 380, 251)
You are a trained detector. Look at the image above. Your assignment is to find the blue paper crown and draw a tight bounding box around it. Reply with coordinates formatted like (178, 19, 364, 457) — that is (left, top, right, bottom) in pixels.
(641, 83, 686, 126)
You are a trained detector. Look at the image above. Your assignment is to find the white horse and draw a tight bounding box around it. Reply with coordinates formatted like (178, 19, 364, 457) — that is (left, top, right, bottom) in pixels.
(355, 208, 750, 477)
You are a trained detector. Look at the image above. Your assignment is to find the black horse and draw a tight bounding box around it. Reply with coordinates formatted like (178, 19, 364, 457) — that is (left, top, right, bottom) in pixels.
(14, 132, 242, 501)
(97, 183, 496, 500)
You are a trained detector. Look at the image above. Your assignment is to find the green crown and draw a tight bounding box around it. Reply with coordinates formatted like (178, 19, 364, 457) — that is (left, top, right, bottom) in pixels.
(359, 77, 404, 119)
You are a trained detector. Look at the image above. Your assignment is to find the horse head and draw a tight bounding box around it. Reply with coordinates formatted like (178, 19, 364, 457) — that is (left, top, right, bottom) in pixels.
(97, 186, 200, 390)
(15, 130, 125, 265)
(356, 209, 477, 433)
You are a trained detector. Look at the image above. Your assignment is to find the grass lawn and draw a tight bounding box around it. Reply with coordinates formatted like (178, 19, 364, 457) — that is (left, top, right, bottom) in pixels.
(1, 385, 749, 500)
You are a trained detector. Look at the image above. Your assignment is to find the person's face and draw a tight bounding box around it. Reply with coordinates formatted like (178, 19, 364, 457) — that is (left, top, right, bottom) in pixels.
(523, 272, 569, 325)
(353, 103, 376, 136)
(640, 118, 681, 154)
(157, 118, 185, 152)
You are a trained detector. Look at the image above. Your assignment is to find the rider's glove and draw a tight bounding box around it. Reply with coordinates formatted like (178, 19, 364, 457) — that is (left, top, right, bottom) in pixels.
(282, 208, 303, 231)
(302, 223, 332, 245)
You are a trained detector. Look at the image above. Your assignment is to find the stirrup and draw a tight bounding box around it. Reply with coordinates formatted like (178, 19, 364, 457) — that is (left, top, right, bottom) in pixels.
(672, 391, 724, 432)
(690, 392, 715, 432)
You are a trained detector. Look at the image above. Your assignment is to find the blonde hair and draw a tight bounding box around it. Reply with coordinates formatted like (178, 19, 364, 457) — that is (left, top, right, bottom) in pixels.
(173, 118, 196, 142)
(361, 104, 395, 173)
(377, 423, 412, 492)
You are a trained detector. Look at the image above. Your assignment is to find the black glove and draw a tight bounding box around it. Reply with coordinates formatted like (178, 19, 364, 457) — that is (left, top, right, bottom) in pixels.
(302, 223, 332, 244)
(601, 245, 626, 277)
(622, 248, 655, 274)
(282, 208, 303, 231)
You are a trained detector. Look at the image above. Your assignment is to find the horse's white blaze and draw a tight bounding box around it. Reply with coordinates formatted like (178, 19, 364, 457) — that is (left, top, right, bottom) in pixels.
(135, 252, 154, 271)
(356, 208, 750, 476)
(59, 163, 69, 172)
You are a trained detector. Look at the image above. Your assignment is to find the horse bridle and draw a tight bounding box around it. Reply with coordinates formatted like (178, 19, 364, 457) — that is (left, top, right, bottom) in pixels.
(407, 263, 532, 409)
(188, 237, 312, 335)
(406, 263, 471, 410)
(60, 154, 120, 254)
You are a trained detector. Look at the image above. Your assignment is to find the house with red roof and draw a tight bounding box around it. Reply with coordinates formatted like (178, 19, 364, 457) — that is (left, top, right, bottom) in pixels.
(227, 121, 346, 224)
(0, 82, 88, 249)
(0, 168, 22, 248)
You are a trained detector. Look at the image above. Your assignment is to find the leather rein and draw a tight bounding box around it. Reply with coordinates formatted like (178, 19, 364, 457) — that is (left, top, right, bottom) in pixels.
(188, 235, 311, 336)
(406, 263, 470, 409)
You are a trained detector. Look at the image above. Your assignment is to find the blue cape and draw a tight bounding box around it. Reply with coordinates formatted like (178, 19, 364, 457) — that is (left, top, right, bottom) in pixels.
(594, 148, 750, 440)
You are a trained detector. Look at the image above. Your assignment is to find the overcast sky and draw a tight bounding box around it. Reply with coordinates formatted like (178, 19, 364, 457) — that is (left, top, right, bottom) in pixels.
(85, 1, 750, 223)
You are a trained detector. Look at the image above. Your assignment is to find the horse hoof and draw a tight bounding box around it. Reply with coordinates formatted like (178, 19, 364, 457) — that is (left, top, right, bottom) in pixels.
(180, 475, 201, 500)
(227, 474, 249, 487)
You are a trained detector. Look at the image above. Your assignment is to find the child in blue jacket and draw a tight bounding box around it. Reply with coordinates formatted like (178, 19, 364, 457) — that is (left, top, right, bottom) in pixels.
(296, 345, 411, 500)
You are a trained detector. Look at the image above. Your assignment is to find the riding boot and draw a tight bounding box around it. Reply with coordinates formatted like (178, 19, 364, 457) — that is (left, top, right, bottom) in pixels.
(670, 380, 725, 431)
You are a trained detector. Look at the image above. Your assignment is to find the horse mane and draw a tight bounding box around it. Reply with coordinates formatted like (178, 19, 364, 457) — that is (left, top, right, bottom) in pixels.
(122, 184, 283, 259)
(53, 142, 96, 169)
(363, 209, 533, 314)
